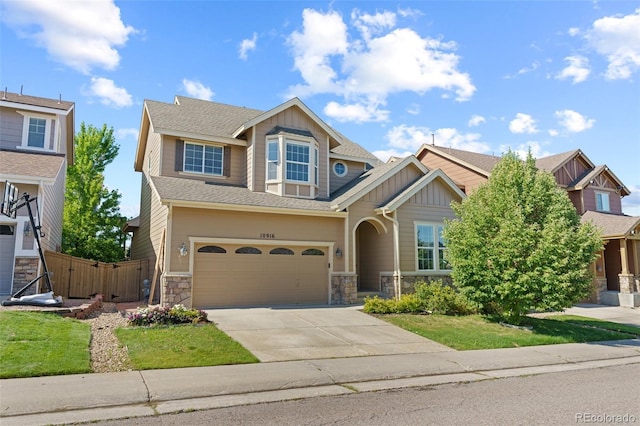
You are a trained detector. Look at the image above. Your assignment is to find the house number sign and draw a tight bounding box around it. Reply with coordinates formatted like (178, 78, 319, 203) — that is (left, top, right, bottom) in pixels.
(260, 233, 276, 239)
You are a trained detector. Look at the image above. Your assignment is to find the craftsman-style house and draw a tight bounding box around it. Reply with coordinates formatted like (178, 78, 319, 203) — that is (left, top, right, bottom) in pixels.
(0, 90, 75, 296)
(128, 96, 464, 308)
(416, 144, 640, 307)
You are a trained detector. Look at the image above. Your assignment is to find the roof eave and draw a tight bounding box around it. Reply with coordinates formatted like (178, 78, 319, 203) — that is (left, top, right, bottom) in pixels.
(415, 144, 492, 177)
(160, 198, 348, 218)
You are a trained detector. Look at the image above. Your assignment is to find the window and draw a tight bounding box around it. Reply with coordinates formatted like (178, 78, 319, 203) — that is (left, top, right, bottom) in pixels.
(333, 161, 347, 177)
(595, 192, 610, 212)
(184, 142, 223, 175)
(302, 248, 324, 256)
(28, 118, 47, 148)
(269, 248, 294, 255)
(197, 245, 226, 253)
(267, 141, 279, 181)
(416, 223, 450, 271)
(286, 143, 309, 182)
(314, 147, 318, 185)
(235, 247, 262, 254)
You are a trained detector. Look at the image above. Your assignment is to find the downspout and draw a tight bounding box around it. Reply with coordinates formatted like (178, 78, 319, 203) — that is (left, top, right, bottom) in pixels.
(381, 209, 401, 300)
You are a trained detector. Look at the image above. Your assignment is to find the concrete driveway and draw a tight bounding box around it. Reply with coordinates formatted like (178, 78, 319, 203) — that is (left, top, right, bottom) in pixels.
(205, 305, 453, 362)
(564, 304, 640, 327)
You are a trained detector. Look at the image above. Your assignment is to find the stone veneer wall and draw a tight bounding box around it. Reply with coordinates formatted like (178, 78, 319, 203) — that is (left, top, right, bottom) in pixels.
(331, 274, 357, 304)
(12, 257, 39, 295)
(381, 274, 453, 299)
(161, 273, 192, 308)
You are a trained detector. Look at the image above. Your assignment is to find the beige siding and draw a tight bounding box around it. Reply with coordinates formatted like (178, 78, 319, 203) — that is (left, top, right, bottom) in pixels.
(143, 131, 161, 176)
(0, 108, 23, 149)
(246, 129, 254, 191)
(330, 159, 368, 195)
(251, 105, 331, 197)
(161, 136, 246, 185)
(418, 152, 487, 193)
(130, 173, 168, 282)
(170, 207, 345, 272)
(40, 161, 66, 252)
(396, 178, 461, 272)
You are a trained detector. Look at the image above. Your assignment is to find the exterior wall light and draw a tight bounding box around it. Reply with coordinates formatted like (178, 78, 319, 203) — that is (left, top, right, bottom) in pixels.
(23, 222, 32, 237)
(179, 242, 188, 257)
(335, 247, 343, 258)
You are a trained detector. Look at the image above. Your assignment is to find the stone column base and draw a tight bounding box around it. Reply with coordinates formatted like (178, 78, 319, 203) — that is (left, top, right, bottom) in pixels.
(619, 274, 635, 294)
(331, 274, 357, 304)
(161, 273, 192, 308)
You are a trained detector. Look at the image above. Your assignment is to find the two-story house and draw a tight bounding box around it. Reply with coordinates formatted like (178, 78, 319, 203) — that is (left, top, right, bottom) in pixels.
(128, 96, 465, 308)
(416, 144, 640, 307)
(0, 90, 75, 297)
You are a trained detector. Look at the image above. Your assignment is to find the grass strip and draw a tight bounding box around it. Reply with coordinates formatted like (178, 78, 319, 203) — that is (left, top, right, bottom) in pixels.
(0, 311, 91, 378)
(115, 323, 259, 370)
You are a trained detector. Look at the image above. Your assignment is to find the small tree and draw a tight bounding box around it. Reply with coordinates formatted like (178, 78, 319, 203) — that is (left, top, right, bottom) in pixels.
(443, 151, 602, 324)
(63, 122, 126, 262)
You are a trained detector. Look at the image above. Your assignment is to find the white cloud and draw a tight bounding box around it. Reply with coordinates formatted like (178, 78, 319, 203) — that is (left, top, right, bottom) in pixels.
(585, 9, 640, 80)
(239, 32, 258, 60)
(182, 79, 214, 101)
(622, 185, 640, 216)
(498, 141, 552, 160)
(116, 128, 139, 141)
(372, 149, 413, 162)
(504, 61, 540, 79)
(323, 100, 389, 123)
(86, 77, 132, 108)
(548, 129, 559, 137)
(555, 109, 595, 133)
(406, 103, 420, 115)
(286, 8, 475, 123)
(1, 0, 135, 74)
(385, 124, 490, 153)
(555, 55, 591, 83)
(509, 113, 538, 134)
(568, 27, 581, 36)
(468, 114, 486, 127)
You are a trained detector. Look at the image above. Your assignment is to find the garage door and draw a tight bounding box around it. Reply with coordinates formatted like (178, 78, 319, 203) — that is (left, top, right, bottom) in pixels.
(0, 225, 16, 295)
(193, 243, 329, 308)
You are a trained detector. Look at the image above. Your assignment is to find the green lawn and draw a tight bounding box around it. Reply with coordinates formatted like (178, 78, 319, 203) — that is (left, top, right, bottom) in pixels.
(0, 311, 91, 378)
(115, 324, 259, 370)
(378, 313, 640, 350)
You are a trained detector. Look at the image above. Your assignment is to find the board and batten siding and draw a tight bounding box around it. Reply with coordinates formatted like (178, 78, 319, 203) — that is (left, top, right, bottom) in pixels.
(418, 152, 487, 193)
(169, 207, 345, 272)
(251, 105, 331, 197)
(396, 177, 461, 272)
(553, 156, 591, 187)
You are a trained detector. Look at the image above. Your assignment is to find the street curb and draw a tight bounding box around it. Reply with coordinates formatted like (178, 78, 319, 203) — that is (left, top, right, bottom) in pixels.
(3, 355, 640, 426)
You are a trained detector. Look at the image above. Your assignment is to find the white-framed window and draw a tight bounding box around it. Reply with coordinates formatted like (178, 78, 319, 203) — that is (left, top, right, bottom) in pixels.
(19, 113, 54, 151)
(333, 161, 348, 177)
(286, 142, 310, 182)
(184, 142, 223, 176)
(314, 147, 318, 185)
(267, 140, 279, 181)
(595, 192, 610, 212)
(416, 223, 450, 271)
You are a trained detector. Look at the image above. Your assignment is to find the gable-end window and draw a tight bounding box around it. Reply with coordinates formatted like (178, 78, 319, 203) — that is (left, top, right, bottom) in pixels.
(333, 161, 348, 177)
(416, 223, 450, 271)
(267, 140, 279, 181)
(286, 142, 309, 182)
(184, 142, 223, 176)
(595, 192, 610, 212)
(19, 113, 53, 151)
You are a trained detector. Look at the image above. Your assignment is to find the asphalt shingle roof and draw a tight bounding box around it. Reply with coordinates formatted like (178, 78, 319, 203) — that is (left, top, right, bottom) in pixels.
(535, 149, 581, 173)
(0, 150, 65, 180)
(1, 91, 74, 111)
(424, 146, 500, 174)
(581, 210, 640, 238)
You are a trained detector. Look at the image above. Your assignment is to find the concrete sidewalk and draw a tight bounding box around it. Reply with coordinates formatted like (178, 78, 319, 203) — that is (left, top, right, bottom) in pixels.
(2, 339, 640, 426)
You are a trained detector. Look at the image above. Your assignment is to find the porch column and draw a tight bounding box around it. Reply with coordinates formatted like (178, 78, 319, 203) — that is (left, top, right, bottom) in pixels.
(618, 238, 634, 294)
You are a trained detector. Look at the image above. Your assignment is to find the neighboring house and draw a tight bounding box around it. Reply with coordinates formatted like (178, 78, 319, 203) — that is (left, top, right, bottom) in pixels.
(416, 144, 640, 307)
(128, 96, 464, 308)
(0, 90, 75, 296)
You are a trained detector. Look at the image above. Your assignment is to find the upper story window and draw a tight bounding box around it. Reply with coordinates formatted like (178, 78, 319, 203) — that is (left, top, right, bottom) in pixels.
(333, 161, 348, 177)
(18, 113, 54, 151)
(184, 142, 223, 176)
(265, 133, 319, 188)
(595, 192, 610, 212)
(416, 223, 450, 271)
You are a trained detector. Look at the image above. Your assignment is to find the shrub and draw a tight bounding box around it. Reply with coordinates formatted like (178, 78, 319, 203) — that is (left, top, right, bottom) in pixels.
(362, 280, 476, 315)
(127, 304, 208, 326)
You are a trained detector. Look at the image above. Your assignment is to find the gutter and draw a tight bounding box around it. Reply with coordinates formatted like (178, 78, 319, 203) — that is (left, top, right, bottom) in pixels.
(381, 208, 401, 300)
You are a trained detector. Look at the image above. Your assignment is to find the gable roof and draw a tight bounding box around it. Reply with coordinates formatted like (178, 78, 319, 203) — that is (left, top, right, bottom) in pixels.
(377, 168, 465, 212)
(330, 156, 428, 210)
(534, 149, 592, 173)
(581, 211, 640, 239)
(569, 165, 631, 196)
(416, 144, 499, 176)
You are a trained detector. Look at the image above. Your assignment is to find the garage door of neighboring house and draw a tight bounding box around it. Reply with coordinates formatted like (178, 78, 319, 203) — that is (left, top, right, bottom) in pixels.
(0, 225, 16, 295)
(192, 243, 329, 308)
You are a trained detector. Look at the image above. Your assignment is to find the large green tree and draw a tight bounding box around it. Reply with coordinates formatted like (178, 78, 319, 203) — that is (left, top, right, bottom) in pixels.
(62, 122, 125, 262)
(443, 151, 602, 323)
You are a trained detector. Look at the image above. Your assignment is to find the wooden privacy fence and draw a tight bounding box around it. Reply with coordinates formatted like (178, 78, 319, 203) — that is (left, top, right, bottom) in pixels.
(45, 251, 148, 303)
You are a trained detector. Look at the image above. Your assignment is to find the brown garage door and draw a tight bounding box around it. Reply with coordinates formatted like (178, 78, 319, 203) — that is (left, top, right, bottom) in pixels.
(192, 243, 329, 308)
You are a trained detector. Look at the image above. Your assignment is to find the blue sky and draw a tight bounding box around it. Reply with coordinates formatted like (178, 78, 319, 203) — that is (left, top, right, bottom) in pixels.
(2, 1, 639, 217)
